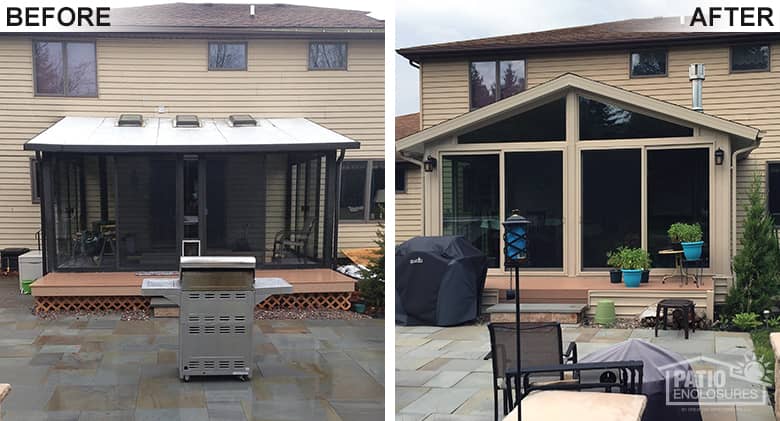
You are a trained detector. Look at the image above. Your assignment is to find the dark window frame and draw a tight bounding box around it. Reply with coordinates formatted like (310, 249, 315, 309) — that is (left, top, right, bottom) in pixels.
(395, 163, 407, 193)
(207, 41, 248, 71)
(730, 43, 771, 73)
(30, 158, 40, 204)
(32, 39, 98, 98)
(629, 49, 668, 78)
(767, 161, 780, 226)
(469, 58, 527, 110)
(308, 41, 348, 71)
(340, 159, 384, 223)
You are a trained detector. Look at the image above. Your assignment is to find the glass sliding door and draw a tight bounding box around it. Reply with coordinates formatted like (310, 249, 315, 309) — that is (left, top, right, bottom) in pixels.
(581, 149, 641, 269)
(647, 148, 709, 267)
(505, 151, 564, 269)
(442, 154, 500, 267)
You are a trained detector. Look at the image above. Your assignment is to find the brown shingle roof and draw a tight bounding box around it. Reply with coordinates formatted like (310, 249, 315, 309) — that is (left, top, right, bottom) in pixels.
(396, 113, 420, 141)
(398, 17, 763, 59)
(110, 3, 383, 33)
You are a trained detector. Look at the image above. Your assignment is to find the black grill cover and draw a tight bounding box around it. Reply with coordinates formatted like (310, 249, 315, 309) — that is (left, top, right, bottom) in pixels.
(396, 236, 488, 326)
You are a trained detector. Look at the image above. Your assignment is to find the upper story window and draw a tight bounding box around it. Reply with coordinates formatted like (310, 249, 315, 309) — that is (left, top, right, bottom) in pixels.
(630, 50, 667, 77)
(309, 42, 348, 70)
(33, 41, 97, 97)
(208, 42, 247, 70)
(470, 59, 526, 109)
(731, 44, 770, 72)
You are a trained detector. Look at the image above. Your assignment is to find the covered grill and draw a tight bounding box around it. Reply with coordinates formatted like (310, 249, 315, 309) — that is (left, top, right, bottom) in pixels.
(141, 256, 292, 381)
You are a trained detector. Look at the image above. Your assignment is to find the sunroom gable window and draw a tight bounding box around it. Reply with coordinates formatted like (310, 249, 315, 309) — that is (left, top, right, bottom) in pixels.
(578, 96, 694, 140)
(470, 59, 526, 109)
(459, 97, 565, 143)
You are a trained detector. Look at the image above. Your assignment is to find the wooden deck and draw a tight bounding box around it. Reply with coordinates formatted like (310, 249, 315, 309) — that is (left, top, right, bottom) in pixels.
(31, 269, 356, 297)
(486, 274, 716, 319)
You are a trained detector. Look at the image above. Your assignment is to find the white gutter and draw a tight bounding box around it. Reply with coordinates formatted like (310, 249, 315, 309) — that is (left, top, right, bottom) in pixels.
(731, 143, 760, 262)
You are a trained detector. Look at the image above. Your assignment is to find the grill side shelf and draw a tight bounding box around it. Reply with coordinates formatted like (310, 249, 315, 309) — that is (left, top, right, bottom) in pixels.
(140, 278, 182, 304)
(254, 277, 293, 302)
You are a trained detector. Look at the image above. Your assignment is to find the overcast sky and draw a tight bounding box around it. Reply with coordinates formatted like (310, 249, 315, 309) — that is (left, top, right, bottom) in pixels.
(395, 0, 707, 115)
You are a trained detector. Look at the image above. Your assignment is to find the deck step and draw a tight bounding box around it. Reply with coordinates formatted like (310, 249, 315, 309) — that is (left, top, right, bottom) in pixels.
(486, 303, 588, 324)
(480, 288, 500, 313)
(150, 297, 179, 318)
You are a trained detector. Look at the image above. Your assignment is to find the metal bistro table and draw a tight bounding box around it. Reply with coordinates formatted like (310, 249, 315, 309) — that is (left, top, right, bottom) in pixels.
(659, 249, 697, 286)
(141, 256, 292, 382)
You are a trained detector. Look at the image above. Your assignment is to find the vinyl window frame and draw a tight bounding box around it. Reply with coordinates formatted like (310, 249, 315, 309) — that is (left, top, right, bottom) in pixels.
(32, 39, 98, 98)
(729, 43, 771, 73)
(207, 41, 248, 71)
(308, 41, 348, 71)
(628, 49, 668, 78)
(469, 58, 527, 110)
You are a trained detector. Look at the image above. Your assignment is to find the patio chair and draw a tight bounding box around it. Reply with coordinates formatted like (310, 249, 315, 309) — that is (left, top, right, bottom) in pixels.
(486, 322, 578, 421)
(272, 217, 316, 263)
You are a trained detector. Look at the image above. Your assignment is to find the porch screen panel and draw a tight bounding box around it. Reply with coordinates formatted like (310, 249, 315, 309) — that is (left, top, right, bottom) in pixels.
(116, 157, 177, 270)
(205, 154, 264, 261)
(53, 156, 116, 270)
(582, 149, 641, 269)
(647, 148, 709, 267)
(505, 151, 563, 269)
(442, 155, 500, 268)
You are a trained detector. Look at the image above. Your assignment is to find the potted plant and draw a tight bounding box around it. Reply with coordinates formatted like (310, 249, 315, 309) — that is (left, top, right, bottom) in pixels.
(620, 247, 650, 288)
(668, 222, 704, 260)
(640, 251, 652, 284)
(606, 247, 624, 284)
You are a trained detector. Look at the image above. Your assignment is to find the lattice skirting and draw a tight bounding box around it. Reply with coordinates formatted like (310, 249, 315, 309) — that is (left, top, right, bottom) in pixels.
(257, 292, 352, 311)
(34, 296, 151, 314)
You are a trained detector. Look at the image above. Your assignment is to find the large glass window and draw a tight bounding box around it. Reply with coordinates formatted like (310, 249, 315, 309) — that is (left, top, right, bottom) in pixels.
(442, 155, 500, 267)
(731, 45, 770, 72)
(582, 149, 641, 268)
(339, 160, 384, 221)
(505, 151, 563, 269)
(459, 98, 566, 143)
(34, 41, 97, 96)
(630, 50, 667, 77)
(309, 42, 347, 70)
(647, 148, 710, 267)
(579, 97, 693, 140)
(208, 42, 247, 70)
(769, 163, 780, 226)
(470, 59, 526, 109)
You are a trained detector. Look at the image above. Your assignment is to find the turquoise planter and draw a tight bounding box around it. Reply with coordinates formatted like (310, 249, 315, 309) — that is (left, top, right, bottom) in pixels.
(621, 269, 642, 288)
(681, 241, 704, 261)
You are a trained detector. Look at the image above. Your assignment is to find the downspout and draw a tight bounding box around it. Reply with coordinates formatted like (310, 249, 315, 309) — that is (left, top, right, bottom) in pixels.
(731, 142, 760, 263)
(332, 148, 345, 267)
(400, 151, 425, 235)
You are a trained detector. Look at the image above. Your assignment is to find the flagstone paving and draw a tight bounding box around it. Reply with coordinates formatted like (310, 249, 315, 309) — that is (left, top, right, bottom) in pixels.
(396, 322, 775, 421)
(0, 278, 384, 420)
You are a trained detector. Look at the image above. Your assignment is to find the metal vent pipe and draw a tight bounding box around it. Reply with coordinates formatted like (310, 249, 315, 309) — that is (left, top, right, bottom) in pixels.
(689, 63, 705, 112)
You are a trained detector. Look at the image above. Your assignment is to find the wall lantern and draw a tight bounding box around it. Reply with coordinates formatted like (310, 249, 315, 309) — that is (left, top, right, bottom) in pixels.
(423, 156, 437, 172)
(715, 148, 725, 166)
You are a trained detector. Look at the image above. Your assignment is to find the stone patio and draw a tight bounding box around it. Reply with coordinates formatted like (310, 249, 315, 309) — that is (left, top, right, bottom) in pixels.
(0, 278, 384, 420)
(396, 322, 775, 421)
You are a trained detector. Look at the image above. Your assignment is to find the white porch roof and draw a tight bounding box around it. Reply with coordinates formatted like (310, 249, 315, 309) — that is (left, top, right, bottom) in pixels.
(24, 117, 359, 153)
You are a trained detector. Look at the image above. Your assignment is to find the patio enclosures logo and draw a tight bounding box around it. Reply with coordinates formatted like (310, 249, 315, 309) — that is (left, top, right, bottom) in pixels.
(662, 354, 770, 406)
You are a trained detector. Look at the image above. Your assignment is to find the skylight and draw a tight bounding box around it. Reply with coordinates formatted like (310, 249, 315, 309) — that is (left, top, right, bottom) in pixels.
(229, 114, 257, 127)
(117, 114, 143, 127)
(175, 115, 200, 128)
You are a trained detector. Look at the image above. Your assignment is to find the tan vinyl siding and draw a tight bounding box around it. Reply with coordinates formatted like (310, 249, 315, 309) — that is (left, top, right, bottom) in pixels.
(396, 163, 422, 243)
(0, 35, 384, 251)
(418, 43, 779, 241)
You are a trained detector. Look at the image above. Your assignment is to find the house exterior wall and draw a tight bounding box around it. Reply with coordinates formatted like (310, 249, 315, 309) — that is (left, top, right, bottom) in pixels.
(0, 35, 384, 251)
(395, 162, 423, 243)
(417, 43, 778, 244)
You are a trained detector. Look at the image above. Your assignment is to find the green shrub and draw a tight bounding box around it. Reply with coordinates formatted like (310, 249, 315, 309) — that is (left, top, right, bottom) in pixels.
(732, 312, 763, 331)
(724, 173, 780, 317)
(618, 247, 651, 270)
(768, 316, 780, 329)
(667, 222, 703, 243)
(357, 213, 385, 310)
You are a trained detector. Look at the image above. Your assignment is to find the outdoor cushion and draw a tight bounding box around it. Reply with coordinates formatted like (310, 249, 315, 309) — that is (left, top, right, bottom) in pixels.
(505, 390, 647, 421)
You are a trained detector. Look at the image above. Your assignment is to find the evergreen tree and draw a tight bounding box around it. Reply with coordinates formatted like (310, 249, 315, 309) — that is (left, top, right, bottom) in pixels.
(358, 208, 384, 310)
(724, 173, 780, 317)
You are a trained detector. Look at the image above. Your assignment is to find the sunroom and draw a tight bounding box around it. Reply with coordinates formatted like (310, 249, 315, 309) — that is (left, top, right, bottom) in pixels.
(25, 115, 355, 274)
(397, 74, 762, 286)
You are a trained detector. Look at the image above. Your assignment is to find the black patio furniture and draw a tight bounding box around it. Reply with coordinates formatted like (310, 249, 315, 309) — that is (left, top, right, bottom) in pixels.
(272, 217, 316, 263)
(486, 322, 577, 421)
(655, 299, 696, 339)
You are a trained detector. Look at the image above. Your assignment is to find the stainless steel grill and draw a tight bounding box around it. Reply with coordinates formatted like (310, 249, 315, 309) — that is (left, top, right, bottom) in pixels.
(141, 256, 292, 382)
